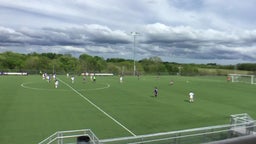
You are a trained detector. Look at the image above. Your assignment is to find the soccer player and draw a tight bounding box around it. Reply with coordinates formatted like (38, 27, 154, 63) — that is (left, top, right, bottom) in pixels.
(137, 74, 140, 80)
(227, 76, 231, 82)
(55, 80, 59, 88)
(83, 75, 86, 82)
(90, 75, 93, 81)
(46, 75, 50, 83)
(71, 76, 75, 83)
(169, 80, 174, 85)
(42, 73, 45, 80)
(189, 91, 194, 103)
(120, 76, 123, 83)
(93, 75, 96, 82)
(53, 74, 56, 80)
(154, 87, 158, 97)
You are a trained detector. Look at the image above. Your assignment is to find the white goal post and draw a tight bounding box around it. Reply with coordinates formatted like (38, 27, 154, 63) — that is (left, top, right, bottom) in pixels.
(228, 74, 256, 84)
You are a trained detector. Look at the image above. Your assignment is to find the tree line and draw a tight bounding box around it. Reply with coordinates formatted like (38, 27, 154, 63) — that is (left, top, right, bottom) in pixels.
(0, 51, 255, 75)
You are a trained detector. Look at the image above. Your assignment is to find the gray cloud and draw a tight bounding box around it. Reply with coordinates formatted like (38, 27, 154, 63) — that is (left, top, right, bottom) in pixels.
(1, 23, 256, 64)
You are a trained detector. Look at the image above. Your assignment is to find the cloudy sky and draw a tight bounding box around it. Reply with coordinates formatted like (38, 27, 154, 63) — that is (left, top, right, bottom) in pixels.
(0, 0, 256, 64)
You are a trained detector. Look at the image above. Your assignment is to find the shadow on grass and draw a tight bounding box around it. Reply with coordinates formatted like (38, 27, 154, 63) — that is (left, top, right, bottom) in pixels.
(150, 95, 157, 98)
(184, 99, 190, 103)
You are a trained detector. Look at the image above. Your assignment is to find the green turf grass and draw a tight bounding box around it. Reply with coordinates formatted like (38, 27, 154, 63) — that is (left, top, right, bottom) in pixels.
(0, 75, 255, 143)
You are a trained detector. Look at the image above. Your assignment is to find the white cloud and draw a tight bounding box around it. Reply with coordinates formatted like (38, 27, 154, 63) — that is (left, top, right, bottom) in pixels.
(61, 46, 87, 53)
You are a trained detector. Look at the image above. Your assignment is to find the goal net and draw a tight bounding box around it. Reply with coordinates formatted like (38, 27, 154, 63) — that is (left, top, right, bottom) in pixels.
(228, 74, 256, 84)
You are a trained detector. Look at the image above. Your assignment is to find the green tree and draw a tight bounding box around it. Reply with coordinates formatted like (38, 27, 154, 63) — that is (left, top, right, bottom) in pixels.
(140, 56, 167, 74)
(58, 54, 79, 73)
(24, 55, 40, 70)
(79, 54, 94, 72)
(93, 56, 107, 72)
(163, 62, 179, 75)
(106, 63, 119, 74)
(181, 64, 199, 75)
(0, 51, 25, 70)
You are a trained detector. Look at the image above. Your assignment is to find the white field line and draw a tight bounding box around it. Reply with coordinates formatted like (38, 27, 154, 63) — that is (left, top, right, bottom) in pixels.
(21, 82, 110, 91)
(21, 82, 69, 91)
(77, 83, 110, 91)
(58, 78, 136, 137)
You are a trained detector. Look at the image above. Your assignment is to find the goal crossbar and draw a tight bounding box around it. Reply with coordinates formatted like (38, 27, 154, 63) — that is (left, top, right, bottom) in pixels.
(228, 74, 255, 84)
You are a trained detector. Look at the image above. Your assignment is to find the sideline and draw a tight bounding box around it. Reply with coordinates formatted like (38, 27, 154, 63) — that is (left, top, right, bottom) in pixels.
(58, 78, 137, 137)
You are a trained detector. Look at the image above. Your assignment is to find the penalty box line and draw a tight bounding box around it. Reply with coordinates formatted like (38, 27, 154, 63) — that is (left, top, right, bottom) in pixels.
(58, 78, 136, 137)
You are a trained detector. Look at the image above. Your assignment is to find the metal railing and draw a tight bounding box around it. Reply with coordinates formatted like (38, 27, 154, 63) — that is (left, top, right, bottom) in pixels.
(39, 114, 256, 144)
(38, 129, 100, 144)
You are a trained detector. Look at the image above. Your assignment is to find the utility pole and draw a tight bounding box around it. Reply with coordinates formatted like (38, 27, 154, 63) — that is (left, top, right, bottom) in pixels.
(131, 32, 139, 76)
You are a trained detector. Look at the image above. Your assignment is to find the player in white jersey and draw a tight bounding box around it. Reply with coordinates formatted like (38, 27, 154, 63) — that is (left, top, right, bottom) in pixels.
(189, 91, 194, 103)
(71, 76, 75, 83)
(42, 73, 45, 80)
(55, 80, 59, 88)
(53, 74, 56, 80)
(120, 76, 123, 83)
(46, 75, 50, 83)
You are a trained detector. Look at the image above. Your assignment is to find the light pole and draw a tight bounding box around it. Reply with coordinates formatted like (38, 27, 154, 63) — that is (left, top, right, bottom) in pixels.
(131, 32, 139, 76)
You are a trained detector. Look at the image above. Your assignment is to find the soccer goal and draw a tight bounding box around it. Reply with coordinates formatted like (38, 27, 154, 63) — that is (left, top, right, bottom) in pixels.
(228, 74, 256, 84)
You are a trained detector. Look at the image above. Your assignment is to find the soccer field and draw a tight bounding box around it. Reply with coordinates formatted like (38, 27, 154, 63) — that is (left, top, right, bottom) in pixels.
(0, 75, 255, 143)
